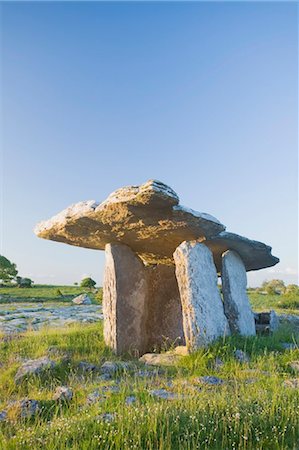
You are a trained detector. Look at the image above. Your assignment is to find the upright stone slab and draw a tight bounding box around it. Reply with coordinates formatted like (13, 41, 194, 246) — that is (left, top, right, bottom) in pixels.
(103, 243, 148, 355)
(146, 264, 185, 350)
(221, 250, 256, 336)
(174, 241, 230, 351)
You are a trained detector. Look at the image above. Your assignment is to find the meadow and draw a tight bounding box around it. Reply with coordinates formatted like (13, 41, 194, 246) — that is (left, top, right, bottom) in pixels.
(0, 287, 298, 449)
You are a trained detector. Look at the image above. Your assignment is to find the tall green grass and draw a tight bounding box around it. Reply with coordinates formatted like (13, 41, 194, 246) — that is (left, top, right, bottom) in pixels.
(0, 322, 298, 449)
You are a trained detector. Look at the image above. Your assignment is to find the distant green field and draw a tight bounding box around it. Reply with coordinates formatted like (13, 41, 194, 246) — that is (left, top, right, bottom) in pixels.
(1, 285, 298, 315)
(0, 285, 102, 304)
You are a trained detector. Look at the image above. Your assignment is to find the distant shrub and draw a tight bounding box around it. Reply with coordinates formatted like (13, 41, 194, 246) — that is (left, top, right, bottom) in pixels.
(80, 277, 96, 289)
(284, 284, 299, 297)
(94, 288, 103, 304)
(261, 279, 286, 295)
(16, 277, 33, 288)
(55, 288, 63, 297)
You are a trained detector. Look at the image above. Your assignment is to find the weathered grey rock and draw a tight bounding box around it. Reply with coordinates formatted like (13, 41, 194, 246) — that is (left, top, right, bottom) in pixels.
(97, 413, 116, 422)
(0, 410, 7, 422)
(234, 349, 250, 363)
(78, 361, 98, 372)
(72, 294, 92, 305)
(221, 250, 256, 336)
(149, 389, 179, 400)
(34, 180, 224, 265)
(15, 357, 56, 383)
(196, 376, 224, 385)
(174, 241, 230, 351)
(288, 361, 299, 373)
(100, 360, 131, 374)
(87, 390, 104, 405)
(139, 353, 181, 366)
(205, 232, 279, 272)
(125, 395, 136, 405)
(8, 399, 40, 419)
(283, 379, 299, 389)
(103, 243, 148, 355)
(53, 386, 73, 401)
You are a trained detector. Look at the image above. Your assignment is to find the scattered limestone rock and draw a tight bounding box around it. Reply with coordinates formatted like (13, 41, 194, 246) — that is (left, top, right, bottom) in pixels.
(125, 395, 136, 405)
(212, 357, 224, 370)
(289, 361, 299, 373)
(101, 360, 131, 375)
(283, 379, 299, 389)
(15, 357, 56, 383)
(149, 389, 179, 400)
(72, 294, 92, 305)
(139, 353, 181, 366)
(87, 390, 104, 405)
(53, 386, 73, 402)
(8, 399, 40, 419)
(234, 350, 250, 363)
(173, 346, 189, 356)
(97, 413, 116, 423)
(78, 361, 98, 372)
(0, 410, 7, 422)
(195, 376, 224, 386)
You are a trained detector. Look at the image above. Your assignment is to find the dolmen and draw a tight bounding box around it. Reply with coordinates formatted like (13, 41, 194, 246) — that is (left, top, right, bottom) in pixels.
(34, 180, 279, 355)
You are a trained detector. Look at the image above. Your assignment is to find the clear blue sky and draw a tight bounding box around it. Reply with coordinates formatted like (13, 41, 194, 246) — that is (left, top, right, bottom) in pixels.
(1, 1, 298, 287)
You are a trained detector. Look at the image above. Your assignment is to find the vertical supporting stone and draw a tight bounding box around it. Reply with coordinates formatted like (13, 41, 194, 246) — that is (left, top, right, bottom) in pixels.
(174, 241, 230, 351)
(221, 250, 256, 336)
(103, 243, 148, 355)
(146, 264, 185, 351)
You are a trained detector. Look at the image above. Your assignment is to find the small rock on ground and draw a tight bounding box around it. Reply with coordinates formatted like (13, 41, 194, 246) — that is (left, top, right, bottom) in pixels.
(289, 361, 299, 373)
(196, 376, 224, 386)
(15, 357, 56, 383)
(125, 396, 136, 405)
(139, 353, 181, 366)
(283, 379, 299, 389)
(234, 350, 250, 363)
(72, 294, 92, 305)
(53, 386, 73, 402)
(8, 399, 40, 419)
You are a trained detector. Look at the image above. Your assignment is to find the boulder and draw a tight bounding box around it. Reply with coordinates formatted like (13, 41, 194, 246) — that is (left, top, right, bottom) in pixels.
(15, 357, 56, 383)
(174, 241, 230, 351)
(8, 399, 40, 419)
(72, 294, 92, 305)
(221, 250, 256, 336)
(34, 180, 225, 265)
(139, 353, 181, 366)
(53, 386, 73, 402)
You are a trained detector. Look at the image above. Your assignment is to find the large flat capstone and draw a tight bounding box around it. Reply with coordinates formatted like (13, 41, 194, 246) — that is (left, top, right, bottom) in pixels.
(205, 232, 279, 272)
(174, 241, 230, 351)
(34, 180, 224, 265)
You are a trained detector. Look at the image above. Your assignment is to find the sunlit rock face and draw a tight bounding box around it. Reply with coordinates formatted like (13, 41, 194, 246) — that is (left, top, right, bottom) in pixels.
(34, 180, 225, 265)
(174, 241, 230, 351)
(221, 250, 256, 336)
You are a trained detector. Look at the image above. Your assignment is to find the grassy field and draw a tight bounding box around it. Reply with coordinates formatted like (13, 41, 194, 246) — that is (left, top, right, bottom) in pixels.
(0, 321, 298, 449)
(0, 285, 102, 304)
(0, 285, 298, 315)
(0, 286, 298, 449)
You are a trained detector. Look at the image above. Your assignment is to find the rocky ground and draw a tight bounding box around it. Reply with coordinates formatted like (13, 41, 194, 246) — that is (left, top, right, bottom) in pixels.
(0, 303, 103, 334)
